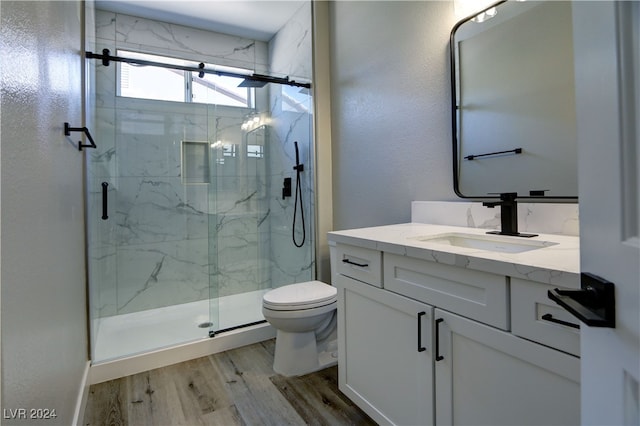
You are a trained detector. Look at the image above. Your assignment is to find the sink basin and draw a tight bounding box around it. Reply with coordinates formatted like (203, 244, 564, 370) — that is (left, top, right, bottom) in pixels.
(410, 232, 557, 254)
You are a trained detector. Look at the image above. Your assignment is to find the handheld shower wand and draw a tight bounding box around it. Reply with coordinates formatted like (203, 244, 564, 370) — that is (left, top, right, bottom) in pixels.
(292, 141, 305, 247)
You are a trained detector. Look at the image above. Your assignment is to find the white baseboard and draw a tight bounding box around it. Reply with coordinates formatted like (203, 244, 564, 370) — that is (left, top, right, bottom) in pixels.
(89, 322, 275, 384)
(72, 361, 91, 426)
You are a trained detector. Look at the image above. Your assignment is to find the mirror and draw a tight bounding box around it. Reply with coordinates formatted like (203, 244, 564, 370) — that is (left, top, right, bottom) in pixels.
(451, 0, 578, 200)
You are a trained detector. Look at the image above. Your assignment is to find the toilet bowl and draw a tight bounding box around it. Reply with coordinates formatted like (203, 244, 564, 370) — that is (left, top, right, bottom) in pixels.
(262, 280, 338, 376)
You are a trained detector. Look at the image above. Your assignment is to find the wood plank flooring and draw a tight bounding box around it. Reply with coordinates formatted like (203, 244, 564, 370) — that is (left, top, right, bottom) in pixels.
(84, 340, 376, 426)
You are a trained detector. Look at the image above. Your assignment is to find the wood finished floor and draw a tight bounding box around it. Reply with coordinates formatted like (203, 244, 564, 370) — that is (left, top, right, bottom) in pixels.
(84, 339, 376, 426)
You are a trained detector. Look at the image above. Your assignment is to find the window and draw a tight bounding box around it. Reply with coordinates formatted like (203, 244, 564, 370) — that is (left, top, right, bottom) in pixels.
(118, 50, 254, 108)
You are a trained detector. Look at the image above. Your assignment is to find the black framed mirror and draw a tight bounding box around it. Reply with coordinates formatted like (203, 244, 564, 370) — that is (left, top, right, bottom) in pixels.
(450, 0, 578, 200)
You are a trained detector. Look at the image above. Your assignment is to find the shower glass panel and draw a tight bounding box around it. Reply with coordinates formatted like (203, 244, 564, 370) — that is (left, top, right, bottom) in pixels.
(87, 96, 215, 362)
(207, 81, 315, 336)
(87, 58, 314, 362)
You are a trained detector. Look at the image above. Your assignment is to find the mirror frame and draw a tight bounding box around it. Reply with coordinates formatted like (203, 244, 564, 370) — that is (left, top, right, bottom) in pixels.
(449, 0, 579, 201)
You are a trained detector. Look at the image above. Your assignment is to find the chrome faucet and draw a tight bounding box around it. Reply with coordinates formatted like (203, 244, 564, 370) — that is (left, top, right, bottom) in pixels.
(482, 192, 537, 237)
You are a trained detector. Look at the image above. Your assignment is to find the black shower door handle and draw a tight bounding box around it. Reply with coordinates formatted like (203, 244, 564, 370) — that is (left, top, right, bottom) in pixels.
(101, 182, 109, 220)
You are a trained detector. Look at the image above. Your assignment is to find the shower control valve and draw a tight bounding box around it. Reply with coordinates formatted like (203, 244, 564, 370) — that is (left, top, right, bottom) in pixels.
(282, 177, 292, 200)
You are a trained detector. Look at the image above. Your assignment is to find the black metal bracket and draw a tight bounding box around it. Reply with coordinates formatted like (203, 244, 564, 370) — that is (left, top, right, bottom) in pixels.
(64, 122, 97, 151)
(548, 272, 615, 328)
(465, 147, 522, 161)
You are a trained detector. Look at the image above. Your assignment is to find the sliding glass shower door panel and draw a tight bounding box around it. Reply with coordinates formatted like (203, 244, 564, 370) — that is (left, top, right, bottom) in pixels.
(207, 83, 315, 336)
(207, 102, 267, 334)
(88, 93, 215, 362)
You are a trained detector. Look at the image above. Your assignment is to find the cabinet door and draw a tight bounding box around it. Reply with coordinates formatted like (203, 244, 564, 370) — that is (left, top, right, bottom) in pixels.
(335, 274, 434, 426)
(434, 309, 580, 426)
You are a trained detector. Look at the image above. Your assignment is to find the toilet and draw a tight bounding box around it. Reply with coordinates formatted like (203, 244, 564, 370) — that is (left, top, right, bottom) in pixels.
(262, 280, 338, 376)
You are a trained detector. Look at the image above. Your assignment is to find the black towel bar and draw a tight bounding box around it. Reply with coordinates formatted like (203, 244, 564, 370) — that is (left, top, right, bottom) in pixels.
(64, 122, 97, 151)
(464, 147, 522, 161)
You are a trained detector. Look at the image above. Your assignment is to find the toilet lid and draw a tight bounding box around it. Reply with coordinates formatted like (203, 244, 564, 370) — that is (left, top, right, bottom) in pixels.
(263, 281, 337, 308)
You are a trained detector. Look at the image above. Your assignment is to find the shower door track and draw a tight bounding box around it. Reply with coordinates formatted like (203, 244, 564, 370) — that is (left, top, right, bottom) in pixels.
(209, 320, 268, 338)
(85, 49, 311, 89)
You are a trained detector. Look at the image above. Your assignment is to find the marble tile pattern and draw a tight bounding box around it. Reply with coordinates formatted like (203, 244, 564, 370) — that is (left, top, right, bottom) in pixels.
(96, 11, 269, 73)
(411, 201, 579, 236)
(329, 223, 580, 288)
(88, 7, 314, 319)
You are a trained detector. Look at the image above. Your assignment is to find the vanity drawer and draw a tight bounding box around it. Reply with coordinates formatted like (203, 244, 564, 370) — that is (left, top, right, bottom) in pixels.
(384, 253, 509, 330)
(511, 278, 580, 357)
(335, 243, 383, 287)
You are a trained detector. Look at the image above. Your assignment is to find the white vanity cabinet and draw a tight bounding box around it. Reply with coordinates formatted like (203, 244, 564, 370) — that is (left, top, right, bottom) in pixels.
(329, 224, 581, 426)
(434, 309, 580, 426)
(335, 273, 435, 426)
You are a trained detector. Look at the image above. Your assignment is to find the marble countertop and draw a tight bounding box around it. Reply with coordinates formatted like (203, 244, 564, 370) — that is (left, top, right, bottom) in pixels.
(328, 223, 580, 288)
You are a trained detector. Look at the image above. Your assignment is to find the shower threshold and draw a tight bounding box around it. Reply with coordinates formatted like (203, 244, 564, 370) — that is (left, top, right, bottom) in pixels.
(92, 289, 270, 363)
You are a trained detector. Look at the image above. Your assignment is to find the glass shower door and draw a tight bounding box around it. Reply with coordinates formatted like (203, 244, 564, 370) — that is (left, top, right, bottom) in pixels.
(207, 82, 315, 336)
(207, 103, 268, 334)
(88, 79, 216, 361)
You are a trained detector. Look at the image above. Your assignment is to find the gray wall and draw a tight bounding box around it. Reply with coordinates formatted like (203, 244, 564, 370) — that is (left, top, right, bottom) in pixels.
(1, 1, 89, 424)
(329, 1, 458, 230)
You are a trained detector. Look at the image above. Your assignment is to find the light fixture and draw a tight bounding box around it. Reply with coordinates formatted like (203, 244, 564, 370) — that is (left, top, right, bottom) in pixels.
(241, 113, 269, 132)
(472, 7, 497, 23)
(453, 0, 496, 19)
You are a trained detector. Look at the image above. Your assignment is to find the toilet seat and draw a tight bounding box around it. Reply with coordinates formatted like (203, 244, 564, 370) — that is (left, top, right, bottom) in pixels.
(263, 281, 337, 311)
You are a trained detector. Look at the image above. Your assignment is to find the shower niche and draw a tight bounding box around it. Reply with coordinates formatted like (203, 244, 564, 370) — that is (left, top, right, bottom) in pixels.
(86, 4, 314, 362)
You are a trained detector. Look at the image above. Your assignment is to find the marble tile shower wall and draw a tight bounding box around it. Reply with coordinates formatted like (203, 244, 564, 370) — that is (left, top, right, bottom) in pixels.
(266, 2, 315, 288)
(90, 8, 311, 318)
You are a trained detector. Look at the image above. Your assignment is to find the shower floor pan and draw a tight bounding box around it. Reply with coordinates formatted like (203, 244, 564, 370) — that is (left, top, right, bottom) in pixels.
(92, 289, 270, 363)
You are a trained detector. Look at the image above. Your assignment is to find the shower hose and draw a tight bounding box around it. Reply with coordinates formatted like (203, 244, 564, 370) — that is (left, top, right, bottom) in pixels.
(293, 141, 305, 248)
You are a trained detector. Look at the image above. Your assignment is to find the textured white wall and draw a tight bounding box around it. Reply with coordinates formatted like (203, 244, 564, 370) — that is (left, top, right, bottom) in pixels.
(329, 1, 459, 230)
(1, 1, 89, 424)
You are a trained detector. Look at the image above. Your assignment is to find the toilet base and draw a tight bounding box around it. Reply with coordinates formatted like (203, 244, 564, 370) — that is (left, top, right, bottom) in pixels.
(273, 329, 337, 377)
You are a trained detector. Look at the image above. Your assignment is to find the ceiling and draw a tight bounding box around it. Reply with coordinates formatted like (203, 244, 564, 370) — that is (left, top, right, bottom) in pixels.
(95, 0, 306, 41)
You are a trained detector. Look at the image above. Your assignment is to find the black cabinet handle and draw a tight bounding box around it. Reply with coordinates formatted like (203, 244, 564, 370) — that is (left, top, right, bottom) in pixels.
(541, 313, 580, 329)
(342, 258, 369, 268)
(435, 318, 444, 361)
(101, 182, 109, 220)
(417, 311, 426, 352)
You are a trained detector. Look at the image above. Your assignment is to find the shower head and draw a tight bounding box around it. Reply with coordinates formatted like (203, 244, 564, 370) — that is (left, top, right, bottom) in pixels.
(238, 79, 268, 88)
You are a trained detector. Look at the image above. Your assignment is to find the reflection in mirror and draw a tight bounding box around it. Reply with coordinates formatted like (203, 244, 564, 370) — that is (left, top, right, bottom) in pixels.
(451, 0, 578, 200)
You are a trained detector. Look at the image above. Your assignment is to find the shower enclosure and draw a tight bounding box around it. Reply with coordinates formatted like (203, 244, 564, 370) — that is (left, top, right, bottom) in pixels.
(85, 10, 314, 362)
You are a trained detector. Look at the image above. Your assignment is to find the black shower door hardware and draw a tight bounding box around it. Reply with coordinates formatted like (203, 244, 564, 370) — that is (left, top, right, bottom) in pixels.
(85, 49, 311, 89)
(548, 272, 616, 328)
(64, 122, 97, 151)
(101, 182, 109, 220)
(464, 147, 522, 161)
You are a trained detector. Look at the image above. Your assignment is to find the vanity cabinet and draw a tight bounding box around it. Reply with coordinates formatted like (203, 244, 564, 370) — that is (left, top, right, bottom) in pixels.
(335, 273, 434, 426)
(330, 232, 580, 426)
(384, 253, 509, 330)
(511, 277, 581, 357)
(434, 309, 580, 426)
